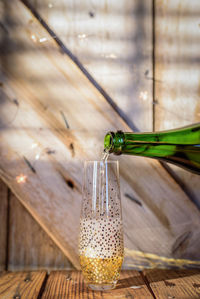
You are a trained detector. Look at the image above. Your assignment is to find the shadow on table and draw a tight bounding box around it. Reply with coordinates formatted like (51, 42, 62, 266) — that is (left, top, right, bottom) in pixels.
(144, 268, 200, 283)
(115, 268, 200, 290)
(116, 272, 145, 290)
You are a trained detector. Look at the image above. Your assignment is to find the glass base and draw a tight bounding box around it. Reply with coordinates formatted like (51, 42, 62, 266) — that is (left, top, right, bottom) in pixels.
(88, 282, 117, 291)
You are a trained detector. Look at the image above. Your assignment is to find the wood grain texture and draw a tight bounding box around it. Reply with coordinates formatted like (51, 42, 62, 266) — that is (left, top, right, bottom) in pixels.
(42, 270, 153, 299)
(0, 0, 200, 270)
(8, 191, 73, 271)
(144, 268, 200, 298)
(0, 271, 46, 299)
(154, 0, 200, 204)
(31, 0, 153, 132)
(0, 180, 8, 271)
(1, 270, 200, 298)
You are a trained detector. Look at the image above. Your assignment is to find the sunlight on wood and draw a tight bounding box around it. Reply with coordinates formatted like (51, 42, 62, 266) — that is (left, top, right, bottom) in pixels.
(125, 248, 200, 270)
(16, 174, 27, 184)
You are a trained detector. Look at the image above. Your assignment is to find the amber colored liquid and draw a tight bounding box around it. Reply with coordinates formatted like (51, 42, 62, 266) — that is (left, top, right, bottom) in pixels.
(80, 255, 123, 285)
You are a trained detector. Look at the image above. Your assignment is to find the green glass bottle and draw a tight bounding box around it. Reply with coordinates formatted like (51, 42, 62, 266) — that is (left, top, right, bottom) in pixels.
(104, 123, 200, 174)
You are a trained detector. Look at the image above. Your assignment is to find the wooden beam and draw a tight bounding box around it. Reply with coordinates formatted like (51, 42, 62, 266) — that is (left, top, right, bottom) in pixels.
(0, 181, 8, 271)
(154, 0, 200, 205)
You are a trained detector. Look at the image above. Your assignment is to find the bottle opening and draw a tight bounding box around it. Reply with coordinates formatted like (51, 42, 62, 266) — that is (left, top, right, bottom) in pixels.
(104, 134, 111, 148)
(104, 131, 124, 155)
(104, 132, 114, 153)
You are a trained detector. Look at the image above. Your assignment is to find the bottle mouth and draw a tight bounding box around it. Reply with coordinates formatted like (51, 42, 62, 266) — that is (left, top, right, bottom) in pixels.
(104, 131, 124, 155)
(104, 132, 114, 153)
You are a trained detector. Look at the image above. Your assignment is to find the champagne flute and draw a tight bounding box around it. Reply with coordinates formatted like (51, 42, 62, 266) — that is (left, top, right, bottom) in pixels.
(79, 160, 124, 291)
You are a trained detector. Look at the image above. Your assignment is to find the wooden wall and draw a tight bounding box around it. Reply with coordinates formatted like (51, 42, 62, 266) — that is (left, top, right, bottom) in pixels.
(0, 181, 8, 271)
(0, 180, 73, 271)
(155, 0, 200, 205)
(0, 0, 199, 270)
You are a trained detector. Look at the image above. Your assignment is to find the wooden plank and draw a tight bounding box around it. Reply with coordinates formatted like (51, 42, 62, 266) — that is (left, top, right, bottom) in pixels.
(0, 0, 200, 270)
(144, 268, 200, 298)
(0, 271, 46, 298)
(8, 191, 73, 271)
(30, 0, 153, 132)
(42, 270, 153, 298)
(0, 180, 8, 271)
(154, 0, 200, 204)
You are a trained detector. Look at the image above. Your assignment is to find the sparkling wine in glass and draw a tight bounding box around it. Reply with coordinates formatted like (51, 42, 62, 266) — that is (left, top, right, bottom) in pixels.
(79, 160, 124, 291)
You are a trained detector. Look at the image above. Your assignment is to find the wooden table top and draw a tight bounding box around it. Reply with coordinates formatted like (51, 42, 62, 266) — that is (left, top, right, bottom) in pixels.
(1, 269, 200, 298)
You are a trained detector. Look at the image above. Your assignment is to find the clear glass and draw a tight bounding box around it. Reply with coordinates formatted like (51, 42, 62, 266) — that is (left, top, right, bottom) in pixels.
(79, 160, 124, 291)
